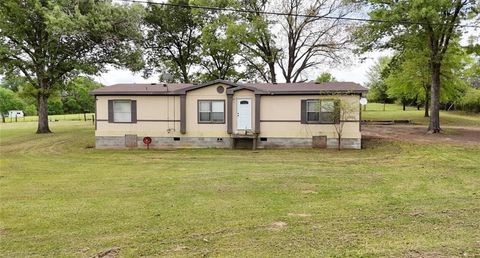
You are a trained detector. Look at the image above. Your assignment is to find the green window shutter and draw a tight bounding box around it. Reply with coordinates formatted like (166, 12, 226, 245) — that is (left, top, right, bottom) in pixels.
(131, 100, 137, 123)
(108, 100, 114, 123)
(300, 100, 307, 124)
(334, 100, 341, 124)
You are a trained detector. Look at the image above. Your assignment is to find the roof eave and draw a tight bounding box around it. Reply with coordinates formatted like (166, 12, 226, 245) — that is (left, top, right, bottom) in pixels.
(260, 90, 367, 95)
(90, 92, 181, 96)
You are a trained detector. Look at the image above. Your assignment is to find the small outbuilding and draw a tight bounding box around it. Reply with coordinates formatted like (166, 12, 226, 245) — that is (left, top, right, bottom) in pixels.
(8, 110, 24, 118)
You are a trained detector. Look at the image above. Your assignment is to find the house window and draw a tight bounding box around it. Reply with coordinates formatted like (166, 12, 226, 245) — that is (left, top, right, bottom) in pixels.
(198, 100, 225, 123)
(113, 100, 132, 122)
(306, 100, 336, 123)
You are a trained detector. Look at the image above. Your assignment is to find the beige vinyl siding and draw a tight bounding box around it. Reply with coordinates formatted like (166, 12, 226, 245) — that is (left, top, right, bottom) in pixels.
(258, 95, 361, 139)
(184, 84, 229, 137)
(96, 95, 181, 137)
(95, 83, 361, 140)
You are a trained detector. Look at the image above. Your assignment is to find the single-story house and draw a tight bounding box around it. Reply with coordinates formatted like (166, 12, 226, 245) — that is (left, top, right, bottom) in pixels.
(90, 79, 368, 149)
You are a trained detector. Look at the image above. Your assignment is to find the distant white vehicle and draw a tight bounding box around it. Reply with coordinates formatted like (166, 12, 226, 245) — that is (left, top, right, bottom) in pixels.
(8, 110, 24, 118)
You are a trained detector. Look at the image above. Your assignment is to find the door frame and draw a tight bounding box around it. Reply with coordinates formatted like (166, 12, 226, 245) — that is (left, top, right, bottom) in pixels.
(236, 98, 252, 130)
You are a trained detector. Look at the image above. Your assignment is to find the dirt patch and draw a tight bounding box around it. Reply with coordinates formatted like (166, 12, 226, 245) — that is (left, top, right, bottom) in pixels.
(405, 249, 452, 258)
(93, 247, 120, 258)
(287, 213, 311, 217)
(173, 245, 188, 252)
(409, 210, 424, 217)
(363, 125, 480, 146)
(267, 221, 288, 231)
(301, 190, 318, 194)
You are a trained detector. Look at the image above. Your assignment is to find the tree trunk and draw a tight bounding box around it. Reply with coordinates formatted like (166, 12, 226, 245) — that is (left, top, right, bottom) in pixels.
(36, 93, 51, 134)
(181, 66, 190, 83)
(1, 113, 4, 123)
(424, 98, 429, 118)
(402, 101, 406, 111)
(428, 63, 441, 133)
(268, 62, 276, 83)
(337, 134, 341, 150)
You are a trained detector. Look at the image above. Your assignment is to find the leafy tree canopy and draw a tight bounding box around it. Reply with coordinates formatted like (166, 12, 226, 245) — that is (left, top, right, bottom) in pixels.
(355, 0, 477, 132)
(315, 72, 336, 83)
(143, 0, 201, 83)
(0, 87, 25, 121)
(0, 0, 144, 133)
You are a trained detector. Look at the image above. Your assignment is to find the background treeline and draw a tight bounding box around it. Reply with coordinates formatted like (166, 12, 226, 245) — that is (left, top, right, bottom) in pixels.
(366, 43, 480, 114)
(0, 76, 101, 117)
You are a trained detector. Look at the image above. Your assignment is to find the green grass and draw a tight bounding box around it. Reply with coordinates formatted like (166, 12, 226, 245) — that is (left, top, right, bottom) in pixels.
(1, 113, 95, 123)
(1, 122, 479, 257)
(362, 103, 480, 127)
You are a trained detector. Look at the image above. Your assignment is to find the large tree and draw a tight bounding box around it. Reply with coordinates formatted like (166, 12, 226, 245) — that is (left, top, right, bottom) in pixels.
(238, 0, 279, 83)
(365, 56, 394, 109)
(143, 0, 201, 83)
(386, 52, 430, 114)
(355, 0, 477, 133)
(387, 40, 469, 116)
(191, 0, 246, 81)
(0, 0, 143, 133)
(276, 0, 355, 83)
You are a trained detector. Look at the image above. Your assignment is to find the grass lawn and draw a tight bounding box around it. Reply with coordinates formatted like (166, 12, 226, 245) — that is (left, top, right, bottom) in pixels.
(362, 103, 480, 127)
(1, 122, 479, 257)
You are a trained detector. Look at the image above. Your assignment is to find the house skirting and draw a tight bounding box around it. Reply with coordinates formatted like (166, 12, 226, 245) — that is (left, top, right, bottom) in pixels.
(95, 136, 361, 149)
(257, 137, 361, 149)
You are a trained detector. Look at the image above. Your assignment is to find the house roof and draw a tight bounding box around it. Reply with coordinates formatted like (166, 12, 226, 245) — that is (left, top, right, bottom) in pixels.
(91, 83, 193, 95)
(90, 80, 367, 96)
(243, 82, 367, 93)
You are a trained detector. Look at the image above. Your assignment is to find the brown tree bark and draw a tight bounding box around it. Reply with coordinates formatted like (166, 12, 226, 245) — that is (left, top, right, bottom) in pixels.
(422, 84, 430, 117)
(181, 66, 190, 83)
(268, 62, 277, 83)
(337, 134, 341, 150)
(424, 98, 429, 117)
(428, 63, 441, 132)
(36, 93, 51, 134)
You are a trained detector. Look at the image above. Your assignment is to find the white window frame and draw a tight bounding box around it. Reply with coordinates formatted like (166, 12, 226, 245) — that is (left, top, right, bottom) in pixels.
(113, 100, 132, 123)
(198, 100, 225, 124)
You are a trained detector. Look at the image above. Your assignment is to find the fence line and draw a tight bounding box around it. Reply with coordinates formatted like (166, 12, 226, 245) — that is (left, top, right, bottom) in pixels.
(1, 113, 95, 123)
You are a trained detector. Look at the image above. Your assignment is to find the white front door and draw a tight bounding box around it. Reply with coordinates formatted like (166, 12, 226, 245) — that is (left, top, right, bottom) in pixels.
(237, 98, 252, 130)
